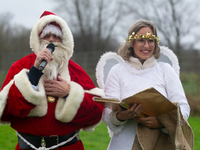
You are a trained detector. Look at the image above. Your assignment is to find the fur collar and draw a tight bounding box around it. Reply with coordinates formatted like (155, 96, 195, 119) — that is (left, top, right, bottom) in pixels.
(127, 56, 157, 70)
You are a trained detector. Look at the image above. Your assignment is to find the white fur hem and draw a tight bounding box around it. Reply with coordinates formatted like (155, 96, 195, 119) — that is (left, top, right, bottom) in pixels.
(55, 81, 84, 122)
(14, 69, 46, 105)
(0, 80, 14, 125)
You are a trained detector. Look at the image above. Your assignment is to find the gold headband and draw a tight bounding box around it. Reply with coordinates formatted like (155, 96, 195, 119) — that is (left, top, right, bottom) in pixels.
(126, 32, 160, 44)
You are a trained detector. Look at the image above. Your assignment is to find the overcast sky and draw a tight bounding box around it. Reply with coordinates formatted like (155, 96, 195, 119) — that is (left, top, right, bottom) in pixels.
(0, 0, 57, 29)
(1, 0, 200, 50)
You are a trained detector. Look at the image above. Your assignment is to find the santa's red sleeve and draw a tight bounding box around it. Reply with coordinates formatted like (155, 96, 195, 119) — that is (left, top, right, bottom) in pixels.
(0, 54, 42, 124)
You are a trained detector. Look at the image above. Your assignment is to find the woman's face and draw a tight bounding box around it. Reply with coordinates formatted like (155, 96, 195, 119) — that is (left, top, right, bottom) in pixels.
(132, 27, 155, 63)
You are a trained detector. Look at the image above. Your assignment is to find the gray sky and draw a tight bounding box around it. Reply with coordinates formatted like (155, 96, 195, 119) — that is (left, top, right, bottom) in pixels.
(0, 0, 56, 29)
(1, 0, 200, 50)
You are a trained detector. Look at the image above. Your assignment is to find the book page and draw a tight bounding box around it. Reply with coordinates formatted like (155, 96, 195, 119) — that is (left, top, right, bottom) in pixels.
(123, 88, 176, 117)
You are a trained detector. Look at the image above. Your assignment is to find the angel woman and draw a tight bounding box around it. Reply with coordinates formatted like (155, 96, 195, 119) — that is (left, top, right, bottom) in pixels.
(97, 20, 193, 150)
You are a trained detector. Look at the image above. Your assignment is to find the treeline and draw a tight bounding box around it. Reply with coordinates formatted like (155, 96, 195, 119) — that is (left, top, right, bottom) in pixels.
(0, 12, 200, 83)
(0, 13, 31, 74)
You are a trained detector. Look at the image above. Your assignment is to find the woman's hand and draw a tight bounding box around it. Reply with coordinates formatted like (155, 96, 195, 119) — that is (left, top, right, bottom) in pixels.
(116, 104, 143, 121)
(134, 116, 164, 129)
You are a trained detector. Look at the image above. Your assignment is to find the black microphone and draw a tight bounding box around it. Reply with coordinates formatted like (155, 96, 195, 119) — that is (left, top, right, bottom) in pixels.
(38, 43, 55, 71)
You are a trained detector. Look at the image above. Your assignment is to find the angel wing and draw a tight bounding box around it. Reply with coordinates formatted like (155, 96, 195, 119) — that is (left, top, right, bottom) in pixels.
(158, 46, 180, 77)
(95, 52, 124, 90)
(95, 46, 180, 90)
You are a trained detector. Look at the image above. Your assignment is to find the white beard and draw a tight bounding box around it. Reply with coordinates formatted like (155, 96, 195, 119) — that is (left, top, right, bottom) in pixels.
(39, 40, 69, 80)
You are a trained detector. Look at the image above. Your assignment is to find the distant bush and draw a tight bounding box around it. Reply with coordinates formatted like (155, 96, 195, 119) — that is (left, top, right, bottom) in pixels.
(181, 72, 200, 116)
(0, 73, 6, 88)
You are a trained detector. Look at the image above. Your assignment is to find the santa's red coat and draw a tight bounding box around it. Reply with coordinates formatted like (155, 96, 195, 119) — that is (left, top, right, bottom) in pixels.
(0, 53, 104, 150)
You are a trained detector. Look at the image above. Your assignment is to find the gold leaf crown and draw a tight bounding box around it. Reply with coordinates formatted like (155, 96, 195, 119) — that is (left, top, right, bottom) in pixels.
(126, 32, 160, 44)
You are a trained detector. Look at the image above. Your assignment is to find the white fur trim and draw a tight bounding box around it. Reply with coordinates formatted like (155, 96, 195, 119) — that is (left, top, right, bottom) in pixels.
(40, 24, 62, 39)
(85, 87, 105, 98)
(27, 97, 47, 117)
(0, 80, 14, 125)
(14, 69, 46, 106)
(128, 56, 157, 70)
(30, 14, 74, 58)
(27, 77, 47, 117)
(55, 81, 84, 122)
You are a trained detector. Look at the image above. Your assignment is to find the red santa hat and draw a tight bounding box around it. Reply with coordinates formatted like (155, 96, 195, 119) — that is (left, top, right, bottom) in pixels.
(39, 11, 63, 38)
(29, 11, 74, 58)
(40, 10, 56, 17)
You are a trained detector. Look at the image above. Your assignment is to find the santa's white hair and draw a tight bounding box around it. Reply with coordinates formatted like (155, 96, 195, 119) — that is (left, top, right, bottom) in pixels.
(40, 24, 62, 39)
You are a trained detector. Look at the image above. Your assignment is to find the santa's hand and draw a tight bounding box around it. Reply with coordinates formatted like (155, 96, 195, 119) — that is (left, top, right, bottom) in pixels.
(34, 48, 54, 69)
(43, 75, 70, 97)
(134, 116, 164, 129)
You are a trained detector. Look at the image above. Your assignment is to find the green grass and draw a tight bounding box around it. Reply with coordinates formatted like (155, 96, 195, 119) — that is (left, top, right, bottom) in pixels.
(0, 124, 18, 150)
(188, 117, 200, 150)
(0, 122, 110, 150)
(0, 118, 199, 150)
(80, 122, 110, 150)
(181, 72, 200, 97)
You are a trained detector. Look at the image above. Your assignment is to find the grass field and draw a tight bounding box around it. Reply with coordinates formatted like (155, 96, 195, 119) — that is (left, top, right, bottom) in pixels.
(0, 117, 199, 150)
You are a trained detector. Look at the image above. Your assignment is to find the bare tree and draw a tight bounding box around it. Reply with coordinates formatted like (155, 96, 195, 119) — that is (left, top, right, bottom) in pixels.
(125, 0, 200, 57)
(0, 12, 30, 75)
(54, 0, 125, 52)
(0, 13, 13, 73)
(53, 0, 127, 74)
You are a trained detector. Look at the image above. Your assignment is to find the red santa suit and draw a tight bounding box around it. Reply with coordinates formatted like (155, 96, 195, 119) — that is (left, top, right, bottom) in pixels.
(0, 11, 104, 150)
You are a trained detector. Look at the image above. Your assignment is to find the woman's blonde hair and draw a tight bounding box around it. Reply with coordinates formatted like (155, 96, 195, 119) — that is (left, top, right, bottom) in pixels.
(118, 20, 160, 60)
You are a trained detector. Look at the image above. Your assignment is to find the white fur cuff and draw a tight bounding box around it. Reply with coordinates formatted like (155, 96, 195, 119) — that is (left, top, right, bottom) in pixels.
(102, 108, 125, 135)
(110, 111, 127, 126)
(55, 81, 84, 122)
(14, 69, 46, 105)
(0, 80, 14, 124)
(85, 87, 105, 98)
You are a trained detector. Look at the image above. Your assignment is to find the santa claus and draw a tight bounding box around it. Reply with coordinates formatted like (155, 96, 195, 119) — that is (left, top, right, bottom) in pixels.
(0, 11, 105, 150)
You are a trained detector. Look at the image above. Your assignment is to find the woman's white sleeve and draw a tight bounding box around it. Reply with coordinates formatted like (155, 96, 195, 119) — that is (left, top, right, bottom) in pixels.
(161, 63, 190, 119)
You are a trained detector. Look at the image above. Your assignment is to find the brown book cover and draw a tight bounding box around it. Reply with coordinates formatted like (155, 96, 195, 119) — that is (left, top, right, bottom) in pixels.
(93, 87, 176, 117)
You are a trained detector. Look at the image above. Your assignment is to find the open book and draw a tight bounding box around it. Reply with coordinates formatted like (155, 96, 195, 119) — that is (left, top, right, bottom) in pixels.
(93, 87, 176, 117)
